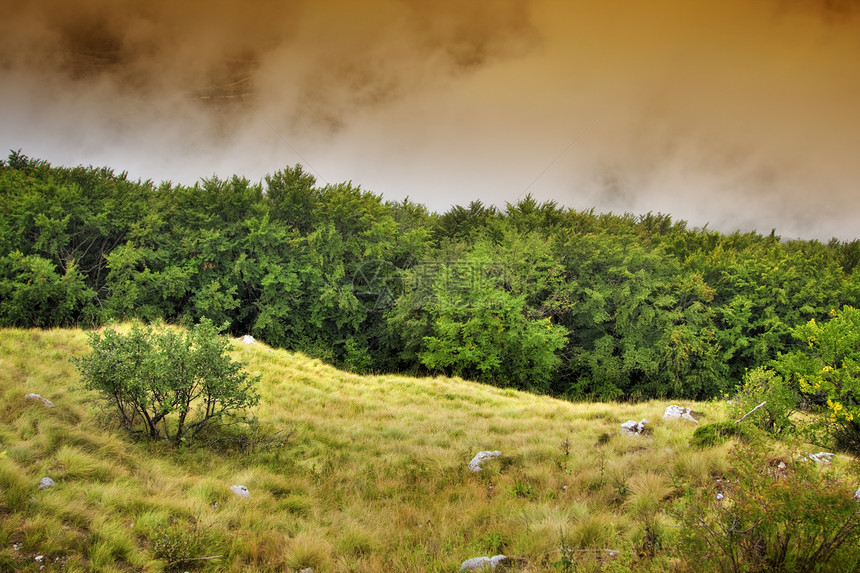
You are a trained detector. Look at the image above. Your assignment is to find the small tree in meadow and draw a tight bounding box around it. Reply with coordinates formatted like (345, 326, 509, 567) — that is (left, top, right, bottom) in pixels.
(778, 305, 860, 453)
(74, 319, 260, 444)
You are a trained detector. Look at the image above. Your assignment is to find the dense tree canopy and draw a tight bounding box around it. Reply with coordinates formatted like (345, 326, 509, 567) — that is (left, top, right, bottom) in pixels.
(2, 151, 859, 400)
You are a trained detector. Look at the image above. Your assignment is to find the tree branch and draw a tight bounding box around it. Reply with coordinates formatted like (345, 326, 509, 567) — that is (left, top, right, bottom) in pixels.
(736, 401, 767, 424)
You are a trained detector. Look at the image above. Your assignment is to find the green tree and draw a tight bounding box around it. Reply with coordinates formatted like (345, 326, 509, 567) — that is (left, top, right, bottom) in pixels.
(264, 164, 318, 233)
(729, 366, 798, 436)
(74, 320, 260, 444)
(0, 251, 94, 327)
(1, 151, 153, 314)
(433, 200, 498, 242)
(502, 194, 566, 235)
(688, 239, 849, 382)
(555, 233, 724, 400)
(777, 305, 860, 453)
(389, 245, 569, 391)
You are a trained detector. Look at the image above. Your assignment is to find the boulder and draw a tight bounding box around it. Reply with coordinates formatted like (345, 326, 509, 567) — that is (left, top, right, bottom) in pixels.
(621, 419, 648, 436)
(460, 555, 507, 571)
(24, 393, 55, 408)
(468, 451, 502, 472)
(238, 335, 255, 344)
(38, 477, 55, 490)
(663, 405, 698, 424)
(230, 484, 250, 498)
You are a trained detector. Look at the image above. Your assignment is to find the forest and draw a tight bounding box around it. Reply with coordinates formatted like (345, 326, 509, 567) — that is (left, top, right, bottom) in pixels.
(2, 150, 859, 402)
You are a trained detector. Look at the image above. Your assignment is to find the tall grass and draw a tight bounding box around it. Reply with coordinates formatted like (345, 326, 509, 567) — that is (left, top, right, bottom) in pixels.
(0, 326, 856, 571)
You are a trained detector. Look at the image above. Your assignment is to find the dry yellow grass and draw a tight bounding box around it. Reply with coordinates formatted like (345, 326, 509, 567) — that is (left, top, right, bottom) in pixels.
(0, 326, 842, 572)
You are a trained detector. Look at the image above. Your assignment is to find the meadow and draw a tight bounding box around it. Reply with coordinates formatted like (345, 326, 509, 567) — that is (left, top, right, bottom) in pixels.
(0, 327, 857, 572)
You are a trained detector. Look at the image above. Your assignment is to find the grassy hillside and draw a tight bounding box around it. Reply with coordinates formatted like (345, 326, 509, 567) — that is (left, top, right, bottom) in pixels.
(0, 327, 856, 572)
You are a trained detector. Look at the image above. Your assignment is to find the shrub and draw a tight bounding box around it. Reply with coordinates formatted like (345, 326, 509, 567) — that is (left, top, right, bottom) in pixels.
(777, 306, 860, 454)
(691, 421, 757, 449)
(729, 366, 798, 436)
(389, 246, 569, 392)
(0, 252, 95, 327)
(149, 522, 215, 570)
(678, 442, 860, 572)
(73, 320, 259, 444)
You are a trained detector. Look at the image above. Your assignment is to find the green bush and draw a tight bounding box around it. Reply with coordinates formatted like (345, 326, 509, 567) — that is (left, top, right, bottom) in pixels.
(690, 421, 758, 448)
(391, 245, 569, 392)
(0, 252, 95, 327)
(151, 524, 205, 570)
(73, 320, 260, 444)
(679, 442, 860, 572)
(729, 366, 798, 436)
(776, 306, 860, 454)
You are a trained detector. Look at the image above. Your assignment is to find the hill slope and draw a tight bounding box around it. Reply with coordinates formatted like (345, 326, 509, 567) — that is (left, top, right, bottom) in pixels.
(0, 327, 852, 572)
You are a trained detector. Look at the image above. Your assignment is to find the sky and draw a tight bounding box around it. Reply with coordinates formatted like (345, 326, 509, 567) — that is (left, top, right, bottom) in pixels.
(1, 0, 859, 240)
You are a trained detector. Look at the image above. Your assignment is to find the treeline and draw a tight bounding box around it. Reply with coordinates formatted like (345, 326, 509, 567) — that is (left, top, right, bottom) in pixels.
(2, 150, 859, 400)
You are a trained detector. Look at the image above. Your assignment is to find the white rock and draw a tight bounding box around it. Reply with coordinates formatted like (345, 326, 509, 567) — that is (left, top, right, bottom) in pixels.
(468, 451, 502, 472)
(854, 486, 860, 501)
(230, 484, 250, 498)
(460, 555, 507, 571)
(24, 393, 55, 408)
(621, 419, 648, 436)
(663, 405, 698, 424)
(38, 477, 55, 490)
(799, 452, 836, 465)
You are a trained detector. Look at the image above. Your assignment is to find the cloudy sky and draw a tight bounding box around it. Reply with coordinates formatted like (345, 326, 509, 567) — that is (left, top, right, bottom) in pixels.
(1, 0, 858, 240)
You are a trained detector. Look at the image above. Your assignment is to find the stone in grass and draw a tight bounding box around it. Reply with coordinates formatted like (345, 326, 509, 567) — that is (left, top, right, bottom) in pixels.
(663, 405, 698, 424)
(799, 452, 836, 465)
(468, 451, 502, 472)
(230, 484, 250, 498)
(24, 393, 55, 408)
(38, 477, 55, 490)
(460, 555, 507, 571)
(620, 419, 648, 436)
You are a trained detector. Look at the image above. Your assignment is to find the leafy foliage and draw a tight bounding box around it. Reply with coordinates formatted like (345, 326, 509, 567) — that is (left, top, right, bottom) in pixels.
(388, 240, 569, 390)
(679, 443, 860, 572)
(73, 320, 259, 443)
(729, 366, 798, 436)
(3, 151, 860, 403)
(777, 306, 860, 453)
(416, 269, 568, 391)
(0, 251, 94, 327)
(690, 421, 757, 448)
(555, 233, 725, 399)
